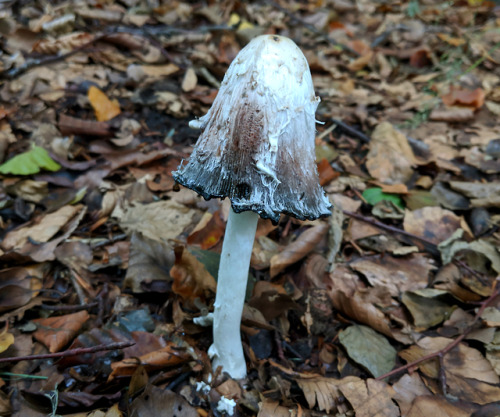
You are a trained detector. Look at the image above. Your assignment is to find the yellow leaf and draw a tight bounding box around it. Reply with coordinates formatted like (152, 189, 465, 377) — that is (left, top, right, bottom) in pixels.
(88, 86, 121, 122)
(0, 328, 14, 354)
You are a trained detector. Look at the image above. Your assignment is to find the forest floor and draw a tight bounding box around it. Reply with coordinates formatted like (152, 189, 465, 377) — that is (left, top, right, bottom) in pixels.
(1, 0, 500, 416)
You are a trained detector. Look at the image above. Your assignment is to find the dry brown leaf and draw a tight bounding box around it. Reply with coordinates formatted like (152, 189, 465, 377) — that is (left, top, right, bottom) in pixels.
(0, 264, 45, 313)
(406, 395, 469, 417)
(32, 32, 94, 54)
(400, 336, 499, 384)
(182, 67, 198, 92)
(170, 245, 216, 301)
(338, 378, 399, 417)
(129, 384, 197, 417)
(348, 50, 374, 71)
(1, 205, 83, 251)
(392, 374, 432, 417)
(116, 200, 198, 242)
(257, 400, 298, 417)
(441, 86, 485, 110)
(33, 310, 89, 353)
(350, 254, 434, 296)
(366, 122, 416, 185)
(445, 372, 500, 405)
(187, 211, 225, 249)
(88, 86, 121, 122)
(429, 107, 475, 122)
(109, 343, 191, 380)
(296, 376, 360, 414)
(270, 223, 328, 278)
(403, 206, 467, 245)
(123, 233, 175, 293)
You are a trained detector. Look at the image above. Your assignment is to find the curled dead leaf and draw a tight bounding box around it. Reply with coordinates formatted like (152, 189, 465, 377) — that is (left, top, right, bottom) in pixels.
(270, 223, 328, 278)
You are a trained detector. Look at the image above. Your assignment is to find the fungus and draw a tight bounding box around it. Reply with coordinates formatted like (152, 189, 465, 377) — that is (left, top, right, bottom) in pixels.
(173, 34, 331, 379)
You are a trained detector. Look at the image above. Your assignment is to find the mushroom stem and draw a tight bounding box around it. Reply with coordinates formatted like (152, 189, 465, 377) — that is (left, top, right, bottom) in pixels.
(209, 208, 259, 379)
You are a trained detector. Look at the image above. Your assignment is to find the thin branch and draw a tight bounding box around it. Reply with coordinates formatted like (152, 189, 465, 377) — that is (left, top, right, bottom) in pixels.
(376, 282, 500, 381)
(331, 119, 371, 143)
(0, 341, 135, 365)
(342, 210, 438, 250)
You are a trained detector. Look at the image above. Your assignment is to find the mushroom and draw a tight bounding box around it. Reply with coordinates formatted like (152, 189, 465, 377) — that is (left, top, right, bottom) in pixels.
(173, 34, 331, 379)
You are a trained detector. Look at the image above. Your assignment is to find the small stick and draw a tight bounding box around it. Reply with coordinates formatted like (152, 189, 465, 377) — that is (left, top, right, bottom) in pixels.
(0, 341, 135, 365)
(331, 119, 371, 143)
(41, 302, 98, 312)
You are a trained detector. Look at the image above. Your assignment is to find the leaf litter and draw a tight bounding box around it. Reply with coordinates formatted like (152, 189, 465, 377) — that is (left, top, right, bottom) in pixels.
(0, 1, 500, 416)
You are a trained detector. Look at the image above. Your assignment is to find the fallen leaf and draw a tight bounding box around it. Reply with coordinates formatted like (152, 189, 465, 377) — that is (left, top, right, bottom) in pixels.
(1, 205, 83, 251)
(338, 325, 396, 378)
(366, 122, 416, 185)
(400, 336, 499, 383)
(392, 373, 432, 416)
(403, 206, 466, 245)
(339, 378, 399, 417)
(270, 223, 328, 278)
(401, 290, 455, 329)
(257, 400, 296, 417)
(129, 385, 197, 417)
(0, 146, 60, 175)
(0, 326, 14, 354)
(170, 245, 217, 301)
(350, 254, 434, 296)
(441, 86, 485, 110)
(181, 67, 198, 92)
(123, 233, 175, 293)
(33, 310, 90, 353)
(88, 86, 121, 122)
(115, 200, 198, 242)
(296, 375, 361, 413)
(406, 395, 469, 417)
(109, 343, 191, 379)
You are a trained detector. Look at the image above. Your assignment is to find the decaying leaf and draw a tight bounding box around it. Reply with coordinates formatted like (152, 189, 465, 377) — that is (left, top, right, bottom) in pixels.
(170, 245, 217, 301)
(366, 122, 416, 185)
(129, 384, 197, 417)
(33, 310, 90, 353)
(406, 395, 469, 417)
(115, 200, 198, 243)
(88, 86, 121, 122)
(109, 343, 191, 380)
(338, 325, 397, 378)
(400, 336, 499, 384)
(123, 233, 175, 293)
(270, 223, 328, 278)
(296, 375, 360, 413)
(1, 205, 83, 251)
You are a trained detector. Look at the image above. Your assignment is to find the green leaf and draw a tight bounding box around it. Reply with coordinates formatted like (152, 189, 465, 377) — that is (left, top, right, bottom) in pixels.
(0, 146, 61, 175)
(362, 187, 404, 210)
(338, 325, 396, 378)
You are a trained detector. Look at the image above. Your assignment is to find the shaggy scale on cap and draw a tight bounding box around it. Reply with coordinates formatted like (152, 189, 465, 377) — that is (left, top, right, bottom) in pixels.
(173, 35, 332, 223)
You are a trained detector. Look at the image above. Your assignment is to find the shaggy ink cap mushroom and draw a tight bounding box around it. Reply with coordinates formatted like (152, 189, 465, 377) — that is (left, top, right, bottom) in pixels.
(173, 34, 332, 223)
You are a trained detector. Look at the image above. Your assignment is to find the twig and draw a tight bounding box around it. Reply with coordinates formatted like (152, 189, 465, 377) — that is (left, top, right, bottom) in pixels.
(41, 302, 98, 312)
(331, 119, 371, 143)
(342, 210, 438, 250)
(376, 282, 500, 381)
(0, 341, 135, 365)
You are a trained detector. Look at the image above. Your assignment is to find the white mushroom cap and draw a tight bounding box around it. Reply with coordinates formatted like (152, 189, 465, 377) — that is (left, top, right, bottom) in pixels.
(173, 35, 332, 223)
